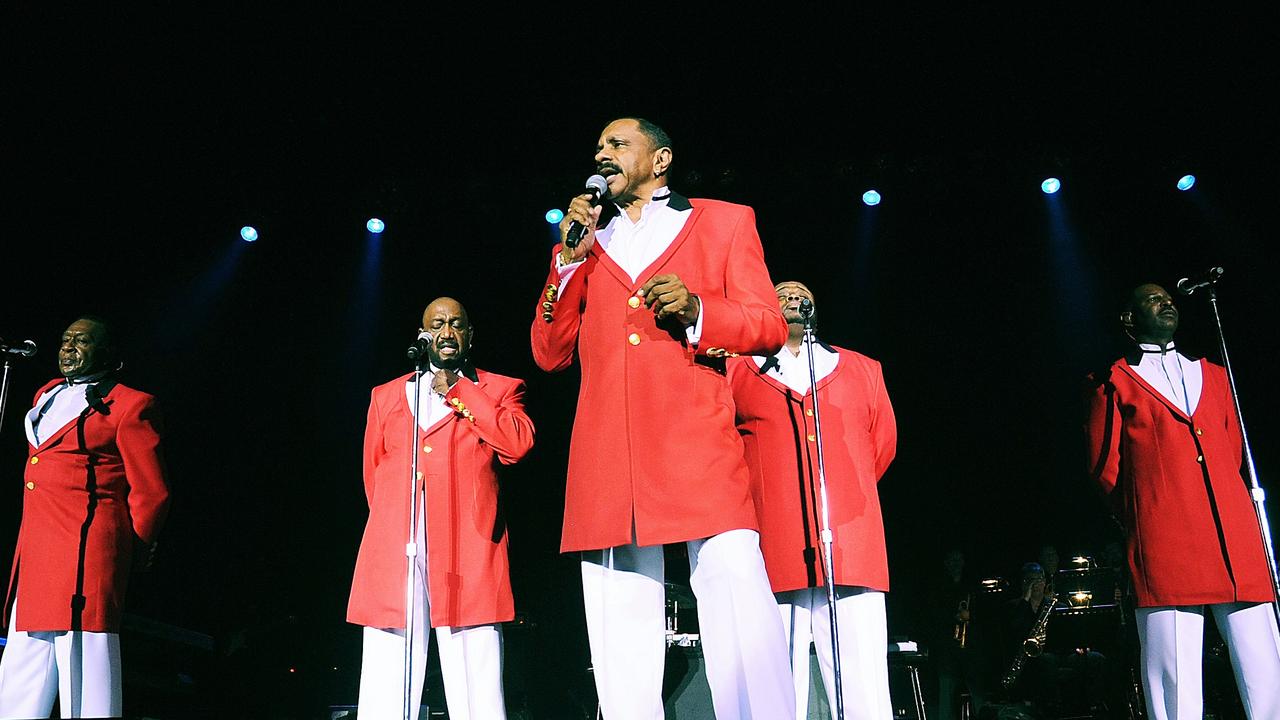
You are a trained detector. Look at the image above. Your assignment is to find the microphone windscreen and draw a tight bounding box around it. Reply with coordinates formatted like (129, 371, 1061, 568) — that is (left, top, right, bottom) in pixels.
(585, 174, 608, 199)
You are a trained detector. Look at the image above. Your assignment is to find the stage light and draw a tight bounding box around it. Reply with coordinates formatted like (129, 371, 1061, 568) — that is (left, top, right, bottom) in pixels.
(366, 218, 385, 234)
(1177, 174, 1196, 191)
(1041, 178, 1061, 195)
(861, 190, 881, 206)
(545, 209, 564, 224)
(240, 226, 259, 242)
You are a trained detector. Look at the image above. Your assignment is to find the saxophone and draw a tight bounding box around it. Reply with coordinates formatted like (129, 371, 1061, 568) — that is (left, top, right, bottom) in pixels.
(953, 593, 971, 649)
(1001, 592, 1057, 689)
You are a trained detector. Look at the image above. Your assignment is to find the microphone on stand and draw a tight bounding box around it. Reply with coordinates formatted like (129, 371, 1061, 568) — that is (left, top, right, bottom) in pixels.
(799, 297, 815, 319)
(0, 339, 38, 358)
(563, 174, 609, 249)
(1176, 266, 1224, 296)
(406, 331, 434, 362)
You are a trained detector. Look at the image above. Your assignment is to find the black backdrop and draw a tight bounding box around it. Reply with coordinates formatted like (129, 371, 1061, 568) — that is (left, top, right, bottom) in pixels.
(2, 6, 1278, 717)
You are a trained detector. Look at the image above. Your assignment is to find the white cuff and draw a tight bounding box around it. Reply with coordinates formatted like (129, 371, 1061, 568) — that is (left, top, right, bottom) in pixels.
(685, 297, 704, 345)
(553, 254, 586, 300)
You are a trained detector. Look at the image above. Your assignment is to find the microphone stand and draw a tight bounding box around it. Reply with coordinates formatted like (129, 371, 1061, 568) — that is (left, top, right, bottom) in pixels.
(403, 358, 427, 720)
(1202, 283, 1280, 627)
(0, 356, 13, 436)
(800, 304, 845, 720)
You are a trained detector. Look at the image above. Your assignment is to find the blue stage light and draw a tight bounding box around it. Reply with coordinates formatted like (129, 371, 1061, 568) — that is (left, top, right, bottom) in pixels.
(545, 209, 564, 224)
(1041, 178, 1061, 195)
(240, 226, 259, 242)
(366, 218, 385, 234)
(1177, 174, 1196, 191)
(861, 190, 881, 206)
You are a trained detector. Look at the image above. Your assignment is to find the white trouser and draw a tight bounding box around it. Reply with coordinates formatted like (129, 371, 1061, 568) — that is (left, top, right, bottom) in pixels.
(357, 510, 507, 720)
(777, 586, 893, 720)
(581, 528, 795, 720)
(1136, 601, 1280, 720)
(0, 603, 122, 719)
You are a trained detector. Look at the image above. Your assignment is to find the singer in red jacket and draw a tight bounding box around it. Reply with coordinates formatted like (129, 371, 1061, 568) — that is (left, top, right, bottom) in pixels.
(727, 280, 897, 720)
(348, 297, 534, 720)
(0, 316, 170, 719)
(1084, 283, 1279, 720)
(530, 118, 794, 718)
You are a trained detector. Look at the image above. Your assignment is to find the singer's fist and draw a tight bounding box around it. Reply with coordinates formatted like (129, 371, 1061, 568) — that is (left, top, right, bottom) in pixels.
(432, 369, 459, 396)
(640, 274, 700, 327)
(558, 194, 603, 264)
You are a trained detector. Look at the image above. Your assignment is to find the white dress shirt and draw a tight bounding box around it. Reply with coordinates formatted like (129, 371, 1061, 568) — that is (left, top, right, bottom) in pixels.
(555, 187, 704, 342)
(753, 342, 840, 395)
(1132, 342, 1202, 416)
(405, 366, 467, 431)
(24, 377, 103, 447)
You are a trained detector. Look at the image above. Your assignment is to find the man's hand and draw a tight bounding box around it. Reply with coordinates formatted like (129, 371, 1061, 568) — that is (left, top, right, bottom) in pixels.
(134, 539, 159, 573)
(431, 369, 459, 396)
(640, 274, 700, 327)
(557, 193, 604, 264)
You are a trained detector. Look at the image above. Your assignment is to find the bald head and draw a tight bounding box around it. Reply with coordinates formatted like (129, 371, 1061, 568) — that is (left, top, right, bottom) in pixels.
(420, 297, 473, 369)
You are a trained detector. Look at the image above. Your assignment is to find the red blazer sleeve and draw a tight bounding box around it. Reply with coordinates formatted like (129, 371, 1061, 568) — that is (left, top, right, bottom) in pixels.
(694, 207, 788, 357)
(444, 378, 535, 465)
(870, 362, 897, 481)
(530, 248, 588, 372)
(1218, 366, 1245, 470)
(118, 395, 171, 544)
(1085, 372, 1122, 495)
(362, 391, 385, 505)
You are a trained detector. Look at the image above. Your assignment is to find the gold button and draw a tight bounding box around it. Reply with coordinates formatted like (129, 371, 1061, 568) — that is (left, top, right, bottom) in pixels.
(423, 445, 433, 453)
(29, 457, 38, 465)
(805, 408, 814, 417)
(542, 313, 554, 323)
(416, 472, 424, 481)
(25, 481, 35, 490)
(628, 296, 641, 309)
(542, 301, 554, 310)
(628, 333, 641, 346)
(450, 398, 461, 406)
(807, 433, 817, 442)
(1195, 427, 1203, 436)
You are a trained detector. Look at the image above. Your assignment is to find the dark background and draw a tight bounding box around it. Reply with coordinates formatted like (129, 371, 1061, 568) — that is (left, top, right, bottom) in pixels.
(2, 6, 1278, 717)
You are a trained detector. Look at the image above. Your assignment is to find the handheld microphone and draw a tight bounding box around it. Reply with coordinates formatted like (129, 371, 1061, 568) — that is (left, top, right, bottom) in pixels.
(563, 174, 609, 249)
(406, 331, 434, 362)
(0, 339, 37, 358)
(1176, 266, 1224, 296)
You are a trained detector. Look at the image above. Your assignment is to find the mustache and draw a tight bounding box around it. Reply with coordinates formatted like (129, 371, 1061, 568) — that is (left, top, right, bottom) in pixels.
(597, 163, 621, 175)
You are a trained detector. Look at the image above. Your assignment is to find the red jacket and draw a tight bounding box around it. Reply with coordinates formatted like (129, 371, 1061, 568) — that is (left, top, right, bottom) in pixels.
(727, 348, 896, 593)
(346, 369, 534, 629)
(4, 378, 170, 632)
(1085, 358, 1274, 607)
(531, 196, 787, 552)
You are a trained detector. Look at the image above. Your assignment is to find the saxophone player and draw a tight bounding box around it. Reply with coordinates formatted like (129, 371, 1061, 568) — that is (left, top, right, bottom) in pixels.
(998, 563, 1108, 716)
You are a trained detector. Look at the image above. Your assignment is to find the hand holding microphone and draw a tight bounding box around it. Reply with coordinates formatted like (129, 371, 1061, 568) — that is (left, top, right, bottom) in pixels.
(559, 174, 609, 264)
